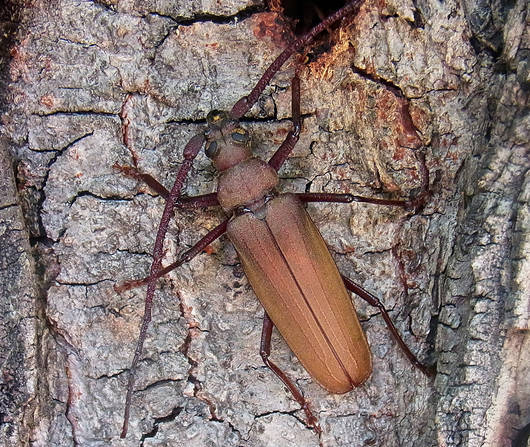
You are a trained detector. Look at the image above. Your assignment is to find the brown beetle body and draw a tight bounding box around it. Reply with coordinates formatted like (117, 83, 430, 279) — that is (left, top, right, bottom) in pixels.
(119, 3, 433, 436)
(228, 194, 372, 392)
(206, 109, 372, 393)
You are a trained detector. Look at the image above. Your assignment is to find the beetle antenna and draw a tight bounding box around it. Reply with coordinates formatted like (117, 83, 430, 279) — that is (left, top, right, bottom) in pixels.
(121, 133, 205, 438)
(230, 0, 363, 119)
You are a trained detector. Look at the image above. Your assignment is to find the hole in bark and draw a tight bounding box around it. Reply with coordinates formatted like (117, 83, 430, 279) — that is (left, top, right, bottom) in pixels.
(273, 0, 349, 35)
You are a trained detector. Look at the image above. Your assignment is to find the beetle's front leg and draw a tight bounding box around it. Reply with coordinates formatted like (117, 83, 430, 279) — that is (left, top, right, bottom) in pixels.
(259, 311, 322, 435)
(268, 75, 301, 172)
(114, 164, 220, 209)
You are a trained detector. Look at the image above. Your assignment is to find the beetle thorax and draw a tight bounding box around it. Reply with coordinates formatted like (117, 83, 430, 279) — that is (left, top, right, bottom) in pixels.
(217, 157, 278, 213)
(204, 110, 279, 213)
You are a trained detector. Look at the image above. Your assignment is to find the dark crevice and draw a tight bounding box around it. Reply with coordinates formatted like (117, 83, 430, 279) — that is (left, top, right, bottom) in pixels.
(136, 378, 182, 393)
(239, 112, 313, 124)
(92, 369, 128, 381)
(115, 247, 152, 256)
(410, 1, 425, 29)
(46, 133, 94, 170)
(147, 4, 266, 27)
(25, 132, 93, 247)
(164, 117, 207, 126)
(67, 190, 135, 207)
(55, 279, 110, 288)
(29, 231, 61, 248)
(469, 35, 503, 61)
(140, 406, 183, 444)
(254, 408, 299, 418)
(426, 311, 439, 360)
(350, 64, 407, 99)
(274, 0, 349, 35)
(164, 112, 312, 127)
(0, 203, 17, 211)
(33, 110, 117, 118)
(253, 407, 311, 431)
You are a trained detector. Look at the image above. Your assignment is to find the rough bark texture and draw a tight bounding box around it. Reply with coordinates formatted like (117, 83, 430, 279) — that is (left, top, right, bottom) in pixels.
(0, 0, 528, 446)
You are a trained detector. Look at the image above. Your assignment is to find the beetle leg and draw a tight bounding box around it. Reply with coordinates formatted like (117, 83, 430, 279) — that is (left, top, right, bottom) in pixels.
(297, 191, 422, 209)
(341, 275, 436, 377)
(114, 164, 220, 208)
(297, 152, 430, 211)
(114, 164, 170, 197)
(260, 311, 322, 435)
(230, 0, 363, 118)
(268, 75, 302, 172)
(115, 219, 228, 293)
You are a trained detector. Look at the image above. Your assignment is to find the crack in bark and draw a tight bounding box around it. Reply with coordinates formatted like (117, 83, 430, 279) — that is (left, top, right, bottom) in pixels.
(139, 406, 183, 445)
(32, 110, 117, 118)
(144, 4, 267, 28)
(175, 290, 220, 422)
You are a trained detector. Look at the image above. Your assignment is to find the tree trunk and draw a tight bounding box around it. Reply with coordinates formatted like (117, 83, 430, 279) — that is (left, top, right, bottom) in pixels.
(0, 0, 527, 446)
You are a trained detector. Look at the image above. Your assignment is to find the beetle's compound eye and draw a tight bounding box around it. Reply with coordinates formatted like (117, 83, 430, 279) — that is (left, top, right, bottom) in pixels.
(231, 127, 250, 145)
(206, 110, 229, 128)
(205, 140, 219, 159)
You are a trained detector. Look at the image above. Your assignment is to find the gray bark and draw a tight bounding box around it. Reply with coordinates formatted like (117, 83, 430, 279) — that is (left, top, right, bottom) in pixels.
(0, 0, 528, 446)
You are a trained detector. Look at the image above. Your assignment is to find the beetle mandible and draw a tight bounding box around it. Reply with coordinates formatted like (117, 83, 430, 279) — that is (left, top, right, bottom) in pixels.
(115, 0, 434, 438)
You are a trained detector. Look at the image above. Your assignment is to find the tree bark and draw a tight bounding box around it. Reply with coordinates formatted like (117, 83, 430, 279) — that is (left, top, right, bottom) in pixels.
(0, 0, 527, 446)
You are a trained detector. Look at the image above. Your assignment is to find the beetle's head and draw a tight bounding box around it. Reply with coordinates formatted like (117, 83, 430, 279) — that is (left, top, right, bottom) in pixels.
(204, 110, 252, 172)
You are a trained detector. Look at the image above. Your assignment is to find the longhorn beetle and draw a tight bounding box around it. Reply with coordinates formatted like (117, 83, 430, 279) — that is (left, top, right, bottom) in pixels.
(115, 0, 435, 437)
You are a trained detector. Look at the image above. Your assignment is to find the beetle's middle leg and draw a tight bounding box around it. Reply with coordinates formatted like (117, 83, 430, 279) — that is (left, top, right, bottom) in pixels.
(341, 275, 435, 377)
(260, 311, 322, 434)
(296, 149, 430, 211)
(297, 186, 427, 211)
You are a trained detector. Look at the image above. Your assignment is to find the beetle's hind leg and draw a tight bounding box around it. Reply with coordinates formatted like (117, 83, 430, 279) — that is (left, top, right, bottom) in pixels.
(341, 275, 435, 377)
(260, 311, 322, 435)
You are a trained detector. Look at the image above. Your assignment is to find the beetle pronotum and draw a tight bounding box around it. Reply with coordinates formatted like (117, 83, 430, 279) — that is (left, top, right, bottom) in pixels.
(115, 0, 434, 438)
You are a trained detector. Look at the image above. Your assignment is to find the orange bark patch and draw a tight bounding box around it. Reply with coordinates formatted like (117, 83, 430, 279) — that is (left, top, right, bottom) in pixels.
(203, 245, 215, 255)
(251, 12, 292, 49)
(374, 89, 422, 150)
(39, 94, 55, 108)
(393, 146, 407, 161)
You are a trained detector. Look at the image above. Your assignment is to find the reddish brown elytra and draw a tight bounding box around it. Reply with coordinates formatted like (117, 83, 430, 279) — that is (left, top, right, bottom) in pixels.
(115, 0, 434, 438)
